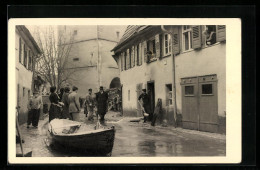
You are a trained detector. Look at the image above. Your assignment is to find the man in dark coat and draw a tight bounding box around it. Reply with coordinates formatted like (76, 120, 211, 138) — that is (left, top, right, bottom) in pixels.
(138, 89, 151, 123)
(96, 86, 108, 123)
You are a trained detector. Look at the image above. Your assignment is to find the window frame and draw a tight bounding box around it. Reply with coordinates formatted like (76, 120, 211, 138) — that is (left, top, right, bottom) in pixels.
(184, 85, 195, 97)
(182, 25, 193, 52)
(147, 37, 157, 62)
(23, 44, 27, 68)
(163, 33, 172, 56)
(201, 83, 214, 96)
(204, 25, 217, 47)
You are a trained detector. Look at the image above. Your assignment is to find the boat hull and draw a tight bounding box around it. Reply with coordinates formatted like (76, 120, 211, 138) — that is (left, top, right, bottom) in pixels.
(50, 128, 115, 155)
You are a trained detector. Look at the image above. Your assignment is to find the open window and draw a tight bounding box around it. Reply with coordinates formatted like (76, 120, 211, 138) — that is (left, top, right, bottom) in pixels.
(146, 38, 156, 62)
(204, 25, 217, 46)
(182, 26, 193, 51)
(164, 34, 172, 56)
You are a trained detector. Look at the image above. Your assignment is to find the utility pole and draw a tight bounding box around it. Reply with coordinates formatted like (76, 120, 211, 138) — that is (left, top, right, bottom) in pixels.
(161, 25, 178, 127)
(97, 25, 101, 87)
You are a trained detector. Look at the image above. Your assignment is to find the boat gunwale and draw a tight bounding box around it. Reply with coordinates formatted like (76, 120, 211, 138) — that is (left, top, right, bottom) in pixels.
(51, 126, 115, 137)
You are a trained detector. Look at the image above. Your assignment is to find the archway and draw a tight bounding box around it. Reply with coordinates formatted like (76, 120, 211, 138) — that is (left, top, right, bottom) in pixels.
(109, 77, 121, 89)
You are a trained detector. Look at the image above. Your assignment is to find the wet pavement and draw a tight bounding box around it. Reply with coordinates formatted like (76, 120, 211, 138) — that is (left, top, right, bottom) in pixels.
(16, 110, 225, 157)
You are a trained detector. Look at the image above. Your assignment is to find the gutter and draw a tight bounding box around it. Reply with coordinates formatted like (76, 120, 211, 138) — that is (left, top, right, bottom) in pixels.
(161, 25, 177, 128)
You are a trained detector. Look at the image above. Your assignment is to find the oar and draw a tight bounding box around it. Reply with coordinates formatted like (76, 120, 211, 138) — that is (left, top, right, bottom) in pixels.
(16, 115, 24, 157)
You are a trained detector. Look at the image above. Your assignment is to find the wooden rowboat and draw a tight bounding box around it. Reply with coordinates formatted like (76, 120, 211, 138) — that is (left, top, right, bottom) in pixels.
(48, 119, 115, 156)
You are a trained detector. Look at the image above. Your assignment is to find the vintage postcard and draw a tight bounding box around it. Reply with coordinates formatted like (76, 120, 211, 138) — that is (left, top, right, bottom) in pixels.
(8, 18, 241, 164)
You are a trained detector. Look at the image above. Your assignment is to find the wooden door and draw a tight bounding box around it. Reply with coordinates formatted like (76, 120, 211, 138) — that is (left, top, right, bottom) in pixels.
(136, 83, 143, 117)
(181, 77, 199, 130)
(198, 75, 218, 132)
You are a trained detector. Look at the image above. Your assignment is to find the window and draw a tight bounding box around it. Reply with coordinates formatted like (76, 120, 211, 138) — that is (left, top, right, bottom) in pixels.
(73, 30, 77, 35)
(121, 53, 124, 71)
(182, 26, 192, 51)
(19, 38, 22, 63)
(128, 90, 130, 101)
(129, 48, 132, 68)
(164, 34, 172, 55)
(28, 50, 32, 70)
(136, 45, 140, 65)
(202, 84, 213, 95)
(28, 90, 31, 100)
(23, 87, 25, 97)
(124, 52, 127, 70)
(23, 44, 27, 68)
(185, 86, 194, 95)
(204, 25, 217, 46)
(73, 57, 79, 61)
(147, 38, 156, 62)
(166, 84, 173, 106)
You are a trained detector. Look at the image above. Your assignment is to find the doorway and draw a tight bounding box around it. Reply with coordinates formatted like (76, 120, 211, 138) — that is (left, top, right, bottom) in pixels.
(147, 81, 155, 115)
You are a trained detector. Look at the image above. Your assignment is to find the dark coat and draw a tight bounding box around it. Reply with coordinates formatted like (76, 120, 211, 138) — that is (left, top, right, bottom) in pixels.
(96, 91, 108, 115)
(49, 93, 61, 122)
(61, 92, 71, 119)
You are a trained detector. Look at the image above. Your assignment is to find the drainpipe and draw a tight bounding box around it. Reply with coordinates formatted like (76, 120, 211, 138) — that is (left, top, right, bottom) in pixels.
(161, 25, 177, 128)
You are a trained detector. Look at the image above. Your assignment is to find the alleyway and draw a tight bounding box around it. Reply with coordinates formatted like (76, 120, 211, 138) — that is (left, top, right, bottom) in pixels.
(16, 110, 226, 157)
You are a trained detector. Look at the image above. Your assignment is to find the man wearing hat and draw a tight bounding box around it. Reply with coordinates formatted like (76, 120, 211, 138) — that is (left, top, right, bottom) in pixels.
(138, 89, 151, 123)
(85, 88, 96, 121)
(96, 86, 108, 123)
(27, 90, 42, 128)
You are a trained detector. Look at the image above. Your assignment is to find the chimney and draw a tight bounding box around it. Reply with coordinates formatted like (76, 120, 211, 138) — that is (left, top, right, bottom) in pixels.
(116, 31, 120, 42)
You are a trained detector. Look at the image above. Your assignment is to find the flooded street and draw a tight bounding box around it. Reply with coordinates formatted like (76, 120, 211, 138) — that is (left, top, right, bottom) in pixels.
(17, 111, 225, 157)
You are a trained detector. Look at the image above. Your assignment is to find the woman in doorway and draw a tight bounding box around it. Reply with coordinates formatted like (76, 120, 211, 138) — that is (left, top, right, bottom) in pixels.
(49, 86, 62, 122)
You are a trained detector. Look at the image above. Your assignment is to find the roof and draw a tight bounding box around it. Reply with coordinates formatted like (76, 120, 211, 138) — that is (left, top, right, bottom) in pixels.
(111, 25, 150, 52)
(16, 26, 42, 55)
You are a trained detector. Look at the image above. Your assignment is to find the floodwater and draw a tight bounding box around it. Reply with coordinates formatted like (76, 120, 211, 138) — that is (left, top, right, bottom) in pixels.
(17, 112, 225, 157)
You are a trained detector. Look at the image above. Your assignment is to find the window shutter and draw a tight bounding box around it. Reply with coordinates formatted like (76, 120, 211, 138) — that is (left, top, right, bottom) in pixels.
(191, 25, 202, 49)
(216, 25, 226, 42)
(28, 50, 31, 70)
(159, 34, 163, 57)
(126, 49, 130, 69)
(121, 53, 124, 71)
(24, 45, 27, 68)
(135, 45, 138, 66)
(131, 46, 135, 67)
(143, 41, 147, 63)
(173, 27, 180, 55)
(19, 38, 22, 63)
(155, 34, 160, 58)
(139, 43, 142, 65)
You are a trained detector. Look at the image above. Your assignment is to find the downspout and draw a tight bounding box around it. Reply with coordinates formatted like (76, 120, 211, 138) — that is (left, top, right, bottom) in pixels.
(161, 25, 177, 127)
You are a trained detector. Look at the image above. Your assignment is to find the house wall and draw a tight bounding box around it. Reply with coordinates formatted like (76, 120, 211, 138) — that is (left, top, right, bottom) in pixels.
(175, 42, 226, 131)
(119, 42, 175, 124)
(15, 31, 34, 125)
(62, 26, 126, 97)
(116, 25, 226, 132)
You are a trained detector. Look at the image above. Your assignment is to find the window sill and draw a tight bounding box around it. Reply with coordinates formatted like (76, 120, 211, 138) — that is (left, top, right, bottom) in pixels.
(161, 54, 171, 59)
(147, 58, 157, 63)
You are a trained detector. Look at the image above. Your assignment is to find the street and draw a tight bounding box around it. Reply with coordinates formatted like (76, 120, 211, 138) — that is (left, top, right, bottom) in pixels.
(17, 110, 226, 157)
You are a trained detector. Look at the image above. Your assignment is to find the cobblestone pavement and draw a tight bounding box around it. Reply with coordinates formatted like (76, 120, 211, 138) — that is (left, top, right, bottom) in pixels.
(16, 109, 225, 157)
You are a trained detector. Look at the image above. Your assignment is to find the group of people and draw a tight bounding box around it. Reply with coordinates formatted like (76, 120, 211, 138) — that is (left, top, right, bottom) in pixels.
(27, 85, 162, 128)
(48, 85, 109, 123)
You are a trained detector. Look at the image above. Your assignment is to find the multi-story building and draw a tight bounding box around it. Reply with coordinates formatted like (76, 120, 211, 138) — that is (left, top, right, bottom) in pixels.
(58, 25, 127, 97)
(111, 25, 226, 133)
(15, 26, 41, 124)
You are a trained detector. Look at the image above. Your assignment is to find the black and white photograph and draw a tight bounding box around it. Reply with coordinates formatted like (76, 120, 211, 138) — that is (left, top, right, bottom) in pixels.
(8, 18, 241, 164)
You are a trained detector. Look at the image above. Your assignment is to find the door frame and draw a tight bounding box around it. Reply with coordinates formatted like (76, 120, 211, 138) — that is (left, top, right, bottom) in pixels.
(147, 80, 155, 114)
